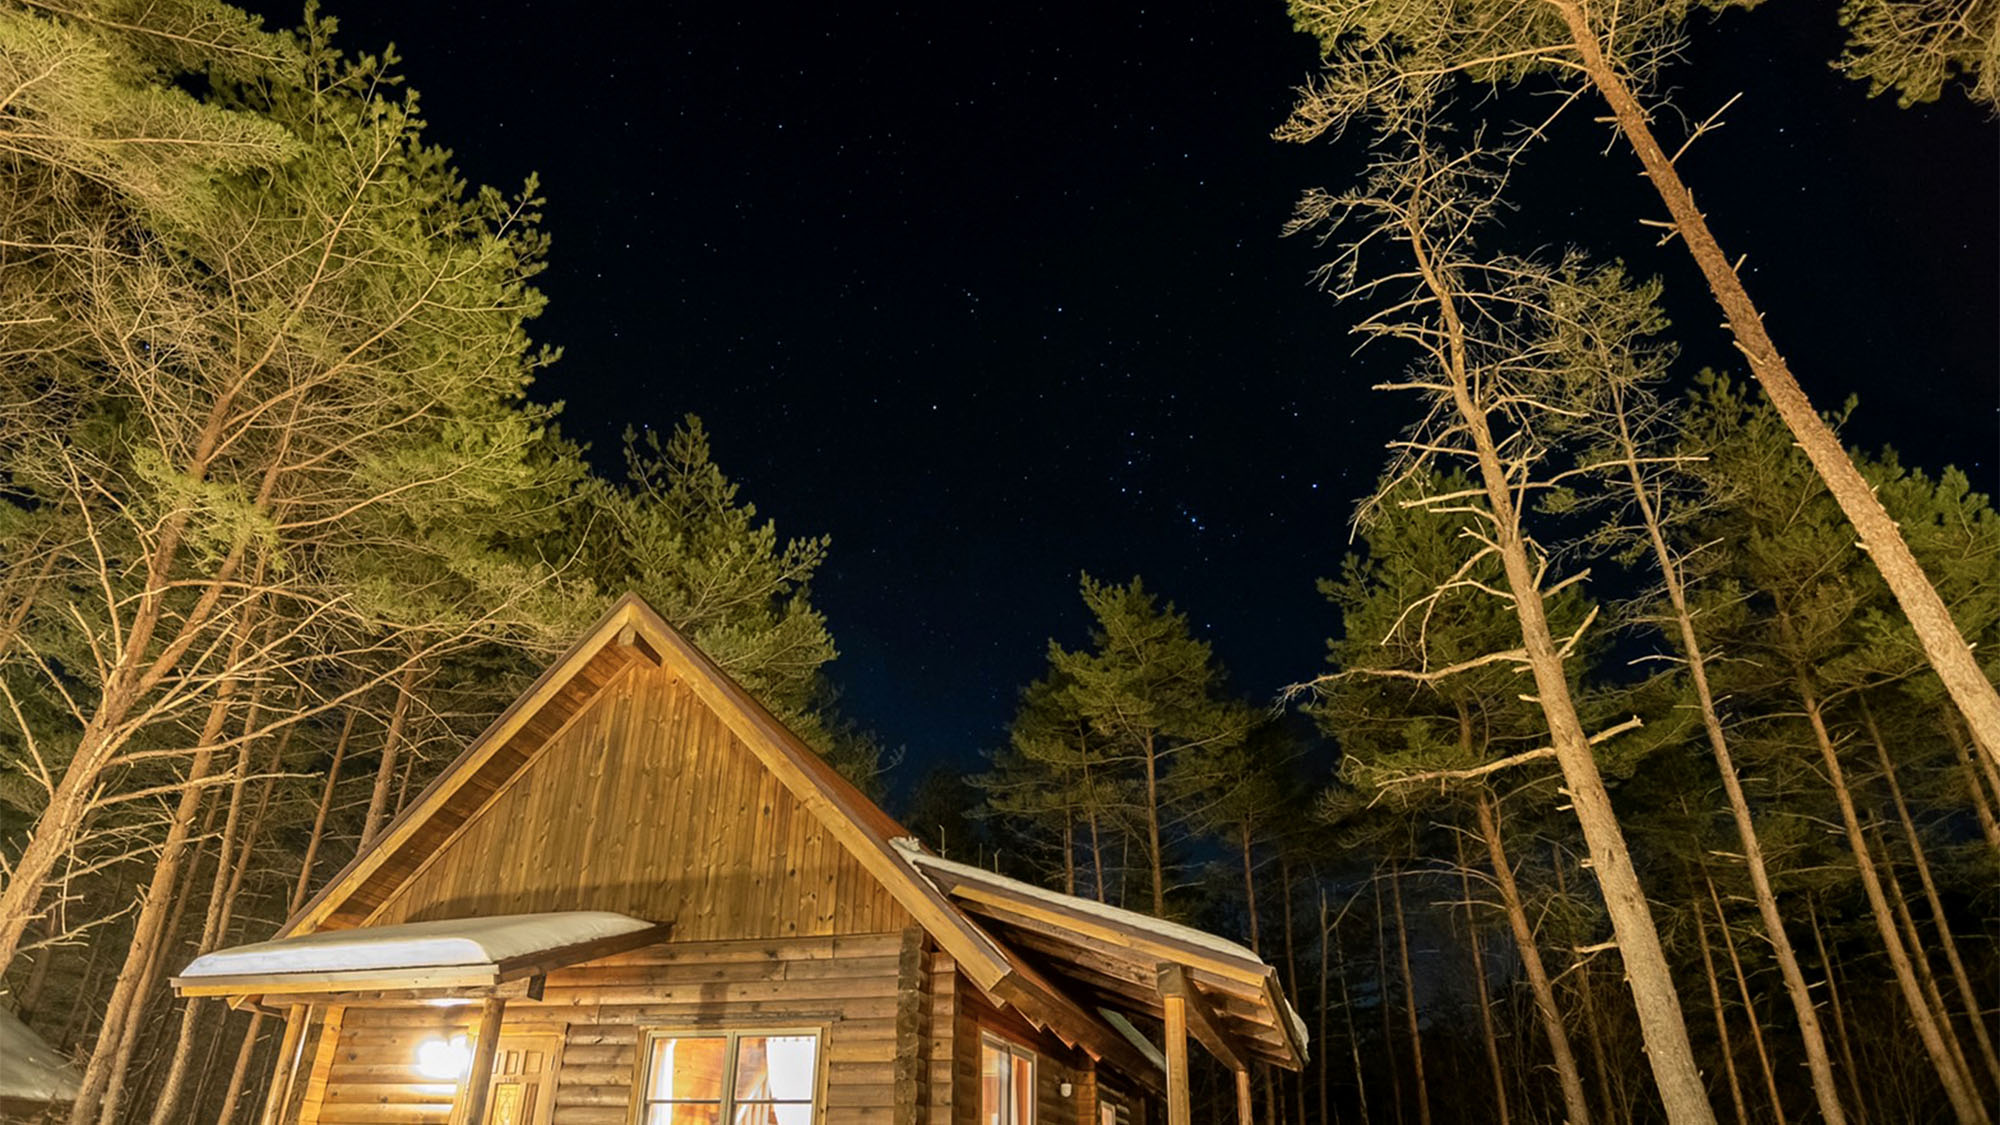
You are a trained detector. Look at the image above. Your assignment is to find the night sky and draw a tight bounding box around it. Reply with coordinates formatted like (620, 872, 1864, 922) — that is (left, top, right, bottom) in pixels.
(257, 0, 1998, 789)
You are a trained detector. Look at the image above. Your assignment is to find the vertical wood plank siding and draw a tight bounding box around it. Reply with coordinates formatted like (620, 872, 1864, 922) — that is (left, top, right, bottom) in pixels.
(368, 663, 909, 940)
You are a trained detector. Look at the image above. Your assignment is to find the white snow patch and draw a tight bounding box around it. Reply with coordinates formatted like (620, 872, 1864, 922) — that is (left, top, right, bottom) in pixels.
(1, 1007, 82, 1103)
(894, 839, 1268, 967)
(178, 911, 652, 979)
(894, 839, 1310, 1057)
(1099, 1009, 1167, 1073)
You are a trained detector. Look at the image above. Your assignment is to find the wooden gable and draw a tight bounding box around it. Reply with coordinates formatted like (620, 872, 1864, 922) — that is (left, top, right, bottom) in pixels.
(366, 657, 911, 940)
(276, 596, 1170, 1086)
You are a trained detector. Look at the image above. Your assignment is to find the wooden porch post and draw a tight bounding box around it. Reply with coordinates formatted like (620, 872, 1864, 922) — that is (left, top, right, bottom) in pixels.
(257, 1003, 310, 1125)
(455, 998, 508, 1125)
(1164, 993, 1191, 1125)
(1234, 1067, 1254, 1125)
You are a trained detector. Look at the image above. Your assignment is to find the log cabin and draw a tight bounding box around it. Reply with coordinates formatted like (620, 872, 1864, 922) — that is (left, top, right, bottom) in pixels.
(171, 594, 1305, 1125)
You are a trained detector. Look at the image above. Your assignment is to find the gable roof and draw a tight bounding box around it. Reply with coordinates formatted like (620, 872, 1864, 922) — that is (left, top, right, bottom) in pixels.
(281, 593, 1296, 1084)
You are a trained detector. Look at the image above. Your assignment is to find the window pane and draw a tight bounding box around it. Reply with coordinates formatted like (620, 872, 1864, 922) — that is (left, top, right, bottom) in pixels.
(646, 1037, 728, 1102)
(733, 1035, 818, 1101)
(1011, 1053, 1034, 1124)
(645, 1106, 724, 1125)
(981, 1042, 1006, 1125)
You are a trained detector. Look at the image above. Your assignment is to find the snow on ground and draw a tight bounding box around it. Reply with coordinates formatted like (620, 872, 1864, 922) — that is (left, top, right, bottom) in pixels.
(0, 1007, 81, 1103)
(177, 911, 652, 978)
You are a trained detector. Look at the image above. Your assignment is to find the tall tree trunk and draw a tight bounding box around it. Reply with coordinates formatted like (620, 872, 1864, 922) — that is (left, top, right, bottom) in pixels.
(1612, 388, 1849, 1125)
(1544, 0, 2000, 764)
(17, 913, 56, 1021)
(1946, 715, 2000, 856)
(1062, 808, 1076, 897)
(0, 418, 278, 971)
(1869, 707, 2000, 1094)
(1411, 214, 1714, 1123)
(1705, 872, 1786, 1125)
(1874, 822, 1982, 1102)
(151, 703, 290, 1125)
(1334, 926, 1368, 1125)
(91, 797, 214, 1125)
(1694, 897, 1749, 1125)
(292, 708, 357, 911)
(1141, 733, 1167, 916)
(1456, 834, 1509, 1125)
(1375, 876, 1407, 1125)
(1084, 759, 1107, 904)
(1797, 678, 1990, 1124)
(1390, 868, 1431, 1125)
(1809, 899, 1871, 1125)
(1475, 792, 1592, 1125)
(1242, 822, 1261, 955)
(1280, 852, 1306, 1125)
(1318, 885, 1334, 1125)
(1551, 846, 1623, 1125)
(359, 661, 418, 850)
(211, 1012, 266, 1125)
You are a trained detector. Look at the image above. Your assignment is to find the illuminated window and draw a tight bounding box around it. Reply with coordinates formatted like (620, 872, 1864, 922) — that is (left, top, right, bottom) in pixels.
(637, 1031, 819, 1124)
(980, 1034, 1036, 1125)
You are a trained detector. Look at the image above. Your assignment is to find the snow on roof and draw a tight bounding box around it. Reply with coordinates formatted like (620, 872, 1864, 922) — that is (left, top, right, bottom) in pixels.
(1099, 1009, 1168, 1073)
(893, 839, 1269, 969)
(894, 839, 1311, 1055)
(178, 911, 652, 979)
(0, 1007, 82, 1103)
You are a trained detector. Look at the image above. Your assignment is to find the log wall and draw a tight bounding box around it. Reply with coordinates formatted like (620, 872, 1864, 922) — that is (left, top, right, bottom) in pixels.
(305, 934, 911, 1125)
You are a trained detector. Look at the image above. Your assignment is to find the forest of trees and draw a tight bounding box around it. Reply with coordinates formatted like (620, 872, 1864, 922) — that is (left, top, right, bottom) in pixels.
(0, 0, 1994, 1123)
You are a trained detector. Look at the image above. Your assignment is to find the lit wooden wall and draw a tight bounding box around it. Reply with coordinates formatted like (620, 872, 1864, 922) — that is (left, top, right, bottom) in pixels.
(368, 663, 910, 940)
(306, 934, 912, 1125)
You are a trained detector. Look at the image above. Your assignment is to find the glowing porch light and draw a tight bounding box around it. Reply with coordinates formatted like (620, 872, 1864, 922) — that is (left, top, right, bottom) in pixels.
(416, 1034, 472, 1080)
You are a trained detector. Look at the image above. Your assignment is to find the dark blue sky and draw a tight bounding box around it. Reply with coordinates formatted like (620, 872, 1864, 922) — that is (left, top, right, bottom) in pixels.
(264, 0, 1998, 790)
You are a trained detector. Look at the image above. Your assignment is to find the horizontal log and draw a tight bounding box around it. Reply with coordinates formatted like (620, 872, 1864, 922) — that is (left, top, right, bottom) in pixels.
(322, 1082, 458, 1105)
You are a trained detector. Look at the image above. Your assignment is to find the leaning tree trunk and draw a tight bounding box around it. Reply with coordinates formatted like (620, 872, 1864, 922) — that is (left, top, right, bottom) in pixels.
(1334, 927, 1369, 1124)
(1613, 393, 1849, 1124)
(1544, 0, 2000, 765)
(1946, 716, 2000, 856)
(1413, 218, 1714, 1122)
(1705, 872, 1787, 1125)
(1870, 707, 2000, 1094)
(1280, 852, 1307, 1125)
(1375, 877, 1407, 1125)
(152, 707, 290, 1125)
(72, 739, 228, 1125)
(1552, 850, 1623, 1125)
(1796, 676, 1990, 1124)
(1694, 895, 1749, 1125)
(1808, 899, 1872, 1125)
(1456, 834, 1510, 1125)
(1317, 886, 1334, 1125)
(1241, 822, 1262, 955)
(359, 661, 419, 850)
(1391, 867, 1432, 1125)
(1874, 824, 1982, 1102)
(1141, 732, 1166, 917)
(1475, 792, 1593, 1125)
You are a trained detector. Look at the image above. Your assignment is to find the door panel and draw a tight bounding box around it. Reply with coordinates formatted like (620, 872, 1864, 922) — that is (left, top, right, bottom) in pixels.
(483, 1032, 561, 1125)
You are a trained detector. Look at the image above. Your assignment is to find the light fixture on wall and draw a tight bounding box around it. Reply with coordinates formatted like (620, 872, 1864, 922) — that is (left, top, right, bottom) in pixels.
(1059, 1081, 1074, 1098)
(416, 1034, 472, 1080)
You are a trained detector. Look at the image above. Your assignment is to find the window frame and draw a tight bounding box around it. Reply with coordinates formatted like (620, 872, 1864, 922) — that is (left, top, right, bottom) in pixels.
(979, 1031, 1038, 1125)
(630, 1025, 828, 1125)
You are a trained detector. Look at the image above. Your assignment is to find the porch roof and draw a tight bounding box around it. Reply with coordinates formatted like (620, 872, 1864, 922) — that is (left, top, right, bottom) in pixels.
(896, 841, 1309, 1072)
(171, 911, 669, 1003)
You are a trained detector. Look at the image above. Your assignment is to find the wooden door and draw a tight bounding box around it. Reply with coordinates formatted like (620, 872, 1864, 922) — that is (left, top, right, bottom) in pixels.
(481, 1032, 560, 1125)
